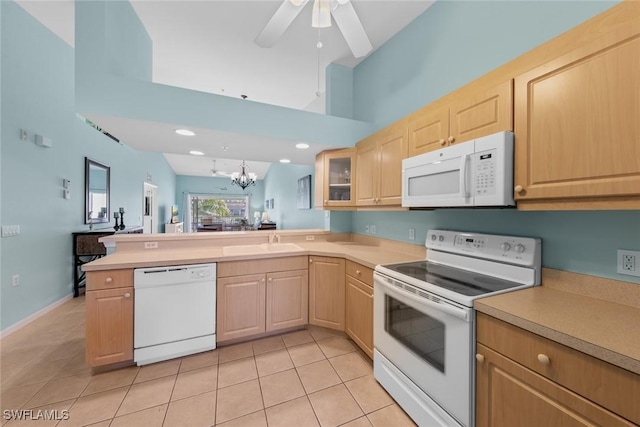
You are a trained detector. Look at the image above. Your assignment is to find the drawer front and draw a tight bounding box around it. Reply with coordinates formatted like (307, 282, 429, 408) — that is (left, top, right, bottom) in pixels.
(218, 256, 308, 277)
(345, 260, 373, 287)
(86, 269, 134, 291)
(477, 313, 640, 424)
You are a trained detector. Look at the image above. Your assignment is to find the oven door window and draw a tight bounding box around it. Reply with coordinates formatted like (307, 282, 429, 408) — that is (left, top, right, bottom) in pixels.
(385, 295, 445, 372)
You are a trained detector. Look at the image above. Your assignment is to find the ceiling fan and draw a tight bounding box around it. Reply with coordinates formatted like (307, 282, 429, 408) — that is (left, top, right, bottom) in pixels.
(211, 160, 231, 177)
(255, 0, 373, 58)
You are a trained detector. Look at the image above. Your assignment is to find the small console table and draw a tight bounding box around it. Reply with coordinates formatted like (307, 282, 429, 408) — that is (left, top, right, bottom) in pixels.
(72, 227, 143, 297)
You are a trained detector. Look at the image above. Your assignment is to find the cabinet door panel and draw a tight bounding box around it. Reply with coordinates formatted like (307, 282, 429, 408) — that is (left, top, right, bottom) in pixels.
(515, 34, 640, 202)
(86, 287, 133, 367)
(309, 257, 345, 330)
(217, 274, 266, 342)
(345, 277, 373, 358)
(355, 139, 378, 206)
(476, 344, 634, 427)
(266, 269, 308, 332)
(378, 128, 407, 205)
(408, 107, 449, 156)
(451, 80, 513, 144)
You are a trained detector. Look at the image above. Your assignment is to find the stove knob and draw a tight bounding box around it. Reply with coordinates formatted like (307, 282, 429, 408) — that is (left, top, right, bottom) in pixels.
(515, 244, 525, 253)
(438, 235, 444, 242)
(501, 242, 511, 251)
(431, 234, 437, 241)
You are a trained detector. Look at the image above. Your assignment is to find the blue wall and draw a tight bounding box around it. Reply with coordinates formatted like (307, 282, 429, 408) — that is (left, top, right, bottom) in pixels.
(349, 0, 640, 284)
(263, 164, 325, 230)
(353, 0, 619, 128)
(0, 2, 176, 330)
(175, 175, 266, 229)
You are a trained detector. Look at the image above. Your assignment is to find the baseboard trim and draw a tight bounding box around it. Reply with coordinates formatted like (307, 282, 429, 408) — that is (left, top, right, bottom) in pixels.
(1, 294, 74, 339)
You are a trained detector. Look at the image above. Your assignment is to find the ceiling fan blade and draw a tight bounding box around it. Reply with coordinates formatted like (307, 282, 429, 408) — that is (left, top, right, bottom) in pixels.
(255, 0, 311, 48)
(330, 0, 373, 58)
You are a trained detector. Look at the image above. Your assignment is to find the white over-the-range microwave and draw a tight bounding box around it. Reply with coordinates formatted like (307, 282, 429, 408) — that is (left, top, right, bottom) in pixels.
(402, 131, 514, 208)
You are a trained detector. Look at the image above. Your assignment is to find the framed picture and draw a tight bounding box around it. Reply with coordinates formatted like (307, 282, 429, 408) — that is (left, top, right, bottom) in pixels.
(265, 200, 270, 210)
(297, 175, 311, 209)
(269, 199, 275, 209)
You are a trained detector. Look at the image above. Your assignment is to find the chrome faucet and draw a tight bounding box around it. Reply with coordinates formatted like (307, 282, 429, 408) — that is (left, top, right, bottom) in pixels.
(268, 232, 281, 244)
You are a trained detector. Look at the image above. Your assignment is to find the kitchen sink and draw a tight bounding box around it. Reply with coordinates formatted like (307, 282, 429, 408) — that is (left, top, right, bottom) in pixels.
(222, 243, 303, 256)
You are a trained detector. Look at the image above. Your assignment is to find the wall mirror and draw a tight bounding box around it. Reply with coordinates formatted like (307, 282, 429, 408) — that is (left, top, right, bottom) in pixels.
(85, 157, 110, 224)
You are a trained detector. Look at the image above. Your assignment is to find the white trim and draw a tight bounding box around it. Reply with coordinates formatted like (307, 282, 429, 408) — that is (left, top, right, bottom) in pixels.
(0, 294, 74, 339)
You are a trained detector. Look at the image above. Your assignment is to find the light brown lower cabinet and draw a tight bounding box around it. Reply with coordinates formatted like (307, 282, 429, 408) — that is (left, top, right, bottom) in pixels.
(217, 274, 267, 342)
(345, 261, 374, 358)
(308, 256, 345, 331)
(85, 286, 134, 368)
(476, 313, 640, 427)
(217, 257, 309, 343)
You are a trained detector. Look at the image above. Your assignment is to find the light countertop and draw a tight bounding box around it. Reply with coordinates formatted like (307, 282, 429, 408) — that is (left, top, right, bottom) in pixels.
(81, 240, 424, 272)
(475, 279, 640, 376)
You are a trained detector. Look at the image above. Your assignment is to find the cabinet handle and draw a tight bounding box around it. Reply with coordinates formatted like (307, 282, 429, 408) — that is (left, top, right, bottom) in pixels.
(124, 293, 131, 298)
(514, 185, 524, 194)
(439, 139, 446, 146)
(309, 258, 313, 263)
(448, 136, 455, 144)
(268, 277, 273, 282)
(324, 200, 328, 204)
(356, 270, 361, 275)
(105, 277, 113, 284)
(476, 354, 485, 363)
(537, 353, 551, 365)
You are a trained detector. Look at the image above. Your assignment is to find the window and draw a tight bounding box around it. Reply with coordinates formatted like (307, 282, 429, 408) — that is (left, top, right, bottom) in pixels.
(190, 195, 250, 232)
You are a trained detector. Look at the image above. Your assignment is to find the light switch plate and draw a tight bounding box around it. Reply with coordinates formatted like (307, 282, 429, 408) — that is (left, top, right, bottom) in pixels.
(1, 225, 20, 237)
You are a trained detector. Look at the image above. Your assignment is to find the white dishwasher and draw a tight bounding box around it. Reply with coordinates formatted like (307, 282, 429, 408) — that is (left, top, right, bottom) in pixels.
(134, 263, 216, 366)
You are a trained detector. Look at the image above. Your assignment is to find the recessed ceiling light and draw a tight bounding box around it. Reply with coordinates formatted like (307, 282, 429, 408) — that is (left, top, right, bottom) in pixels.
(280, 159, 291, 164)
(189, 150, 204, 156)
(221, 145, 229, 151)
(176, 129, 195, 136)
(296, 143, 310, 149)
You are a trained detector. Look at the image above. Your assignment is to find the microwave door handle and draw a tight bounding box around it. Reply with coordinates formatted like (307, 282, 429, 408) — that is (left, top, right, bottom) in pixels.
(378, 277, 470, 322)
(460, 154, 470, 198)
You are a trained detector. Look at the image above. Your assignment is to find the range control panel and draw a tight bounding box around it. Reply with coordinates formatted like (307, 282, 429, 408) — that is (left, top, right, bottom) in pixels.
(426, 229, 541, 267)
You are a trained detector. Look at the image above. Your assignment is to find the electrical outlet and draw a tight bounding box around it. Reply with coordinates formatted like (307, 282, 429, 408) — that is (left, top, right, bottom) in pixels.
(365, 225, 370, 233)
(617, 250, 640, 277)
(370, 225, 377, 235)
(12, 274, 19, 287)
(144, 242, 158, 249)
(306, 235, 315, 241)
(409, 228, 415, 241)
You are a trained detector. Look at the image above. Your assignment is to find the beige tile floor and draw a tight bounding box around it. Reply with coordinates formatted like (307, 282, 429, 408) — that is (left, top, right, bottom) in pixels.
(0, 296, 416, 427)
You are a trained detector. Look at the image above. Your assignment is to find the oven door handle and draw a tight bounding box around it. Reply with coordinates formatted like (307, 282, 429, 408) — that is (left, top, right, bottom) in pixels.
(377, 276, 470, 322)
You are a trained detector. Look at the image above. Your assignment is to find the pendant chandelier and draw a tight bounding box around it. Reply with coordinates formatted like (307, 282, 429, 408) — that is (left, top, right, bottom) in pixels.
(230, 161, 257, 190)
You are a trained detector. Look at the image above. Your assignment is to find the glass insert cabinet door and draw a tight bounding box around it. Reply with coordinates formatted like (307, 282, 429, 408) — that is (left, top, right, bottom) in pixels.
(85, 158, 110, 224)
(323, 149, 354, 204)
(384, 294, 446, 372)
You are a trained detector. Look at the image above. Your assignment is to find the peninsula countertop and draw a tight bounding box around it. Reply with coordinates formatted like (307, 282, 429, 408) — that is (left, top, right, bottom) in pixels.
(81, 235, 426, 272)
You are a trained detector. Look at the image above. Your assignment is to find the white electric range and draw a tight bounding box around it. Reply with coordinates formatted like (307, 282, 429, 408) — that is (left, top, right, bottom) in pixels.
(373, 229, 541, 427)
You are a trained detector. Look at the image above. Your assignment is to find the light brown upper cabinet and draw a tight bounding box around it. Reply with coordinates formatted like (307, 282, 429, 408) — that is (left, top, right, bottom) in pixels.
(408, 80, 513, 157)
(314, 148, 356, 209)
(356, 121, 408, 207)
(514, 28, 640, 210)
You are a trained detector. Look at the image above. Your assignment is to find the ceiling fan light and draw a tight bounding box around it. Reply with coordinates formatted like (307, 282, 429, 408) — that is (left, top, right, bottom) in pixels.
(290, 0, 305, 6)
(312, 0, 331, 28)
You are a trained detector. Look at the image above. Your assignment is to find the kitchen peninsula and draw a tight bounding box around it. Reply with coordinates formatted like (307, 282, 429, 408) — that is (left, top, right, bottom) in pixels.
(82, 229, 640, 426)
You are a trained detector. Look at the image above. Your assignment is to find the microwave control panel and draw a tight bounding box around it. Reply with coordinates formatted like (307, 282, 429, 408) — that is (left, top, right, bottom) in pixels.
(474, 149, 496, 195)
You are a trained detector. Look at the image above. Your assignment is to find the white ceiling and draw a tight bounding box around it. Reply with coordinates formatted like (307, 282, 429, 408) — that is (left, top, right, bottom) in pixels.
(17, 0, 434, 177)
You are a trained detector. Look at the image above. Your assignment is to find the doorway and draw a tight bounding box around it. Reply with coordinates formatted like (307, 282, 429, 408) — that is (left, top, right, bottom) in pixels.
(143, 182, 158, 233)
